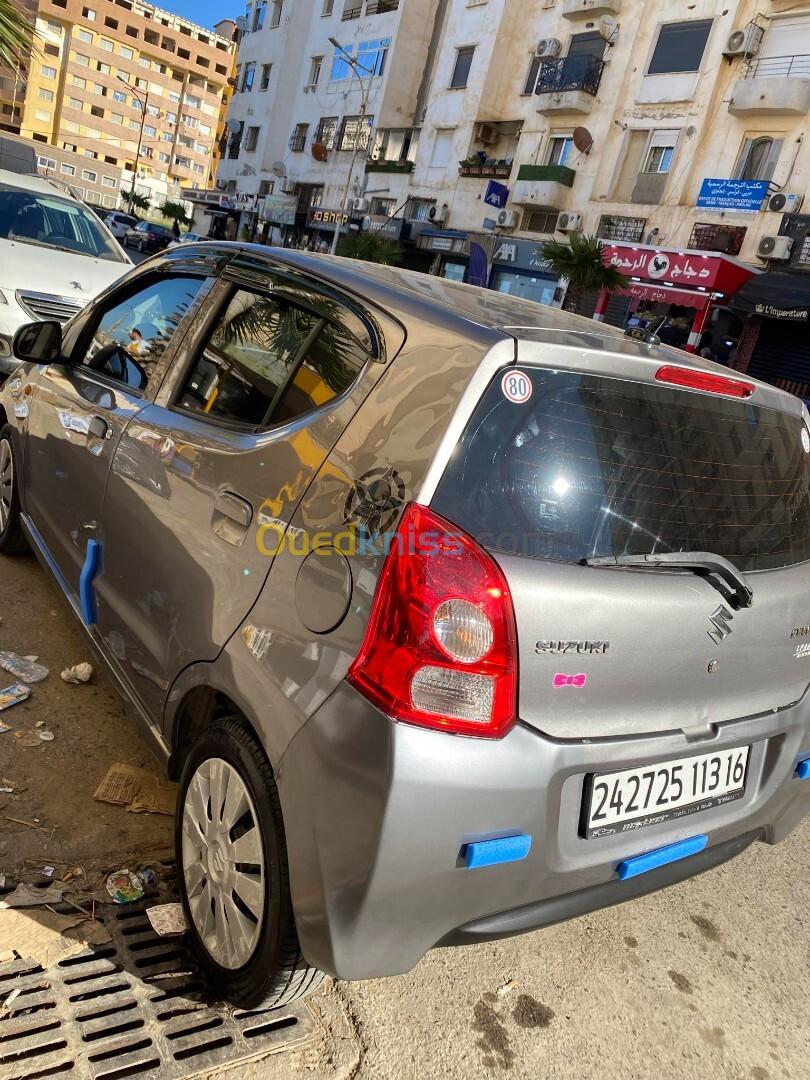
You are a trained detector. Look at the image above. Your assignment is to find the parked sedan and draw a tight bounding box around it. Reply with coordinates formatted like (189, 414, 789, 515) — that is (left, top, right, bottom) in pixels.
(103, 211, 139, 241)
(168, 231, 206, 248)
(124, 220, 173, 253)
(1, 244, 809, 1012)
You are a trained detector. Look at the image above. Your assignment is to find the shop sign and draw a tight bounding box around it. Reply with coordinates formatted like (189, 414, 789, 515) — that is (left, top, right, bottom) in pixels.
(484, 180, 509, 210)
(619, 282, 710, 310)
(754, 303, 809, 321)
(219, 193, 258, 211)
(365, 214, 409, 240)
(490, 238, 553, 274)
(696, 178, 770, 213)
(259, 195, 297, 225)
(308, 208, 350, 228)
(602, 244, 729, 290)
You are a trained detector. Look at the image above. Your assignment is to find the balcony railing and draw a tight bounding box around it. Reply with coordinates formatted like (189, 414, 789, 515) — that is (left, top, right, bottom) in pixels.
(516, 163, 576, 186)
(745, 53, 810, 79)
(366, 159, 414, 173)
(535, 54, 605, 97)
(289, 132, 307, 152)
(458, 162, 512, 178)
(366, 0, 399, 12)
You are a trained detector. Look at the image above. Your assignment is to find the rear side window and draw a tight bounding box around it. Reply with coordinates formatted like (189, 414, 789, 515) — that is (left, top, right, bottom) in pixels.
(177, 288, 366, 428)
(432, 369, 810, 572)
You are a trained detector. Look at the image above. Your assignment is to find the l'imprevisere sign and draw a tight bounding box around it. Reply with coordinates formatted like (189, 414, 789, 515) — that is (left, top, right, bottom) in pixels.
(600, 243, 755, 295)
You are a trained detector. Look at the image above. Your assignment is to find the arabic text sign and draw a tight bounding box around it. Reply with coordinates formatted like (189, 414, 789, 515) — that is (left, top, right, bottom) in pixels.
(696, 178, 770, 213)
(601, 244, 727, 291)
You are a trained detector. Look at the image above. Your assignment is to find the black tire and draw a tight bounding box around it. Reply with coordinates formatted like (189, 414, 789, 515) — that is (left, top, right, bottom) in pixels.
(138, 238, 145, 252)
(175, 717, 324, 1008)
(0, 426, 28, 555)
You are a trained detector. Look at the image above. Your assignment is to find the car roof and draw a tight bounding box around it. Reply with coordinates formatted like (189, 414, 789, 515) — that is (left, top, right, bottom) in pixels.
(0, 167, 82, 202)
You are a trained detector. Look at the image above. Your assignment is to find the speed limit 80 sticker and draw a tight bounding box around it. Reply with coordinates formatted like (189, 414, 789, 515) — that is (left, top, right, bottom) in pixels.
(501, 370, 532, 404)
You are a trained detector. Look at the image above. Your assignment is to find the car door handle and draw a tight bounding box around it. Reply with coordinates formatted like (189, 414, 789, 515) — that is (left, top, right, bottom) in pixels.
(88, 416, 110, 440)
(212, 492, 254, 546)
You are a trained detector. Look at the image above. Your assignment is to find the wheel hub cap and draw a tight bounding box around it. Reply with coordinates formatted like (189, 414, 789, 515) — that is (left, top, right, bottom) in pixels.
(181, 757, 265, 970)
(0, 439, 13, 534)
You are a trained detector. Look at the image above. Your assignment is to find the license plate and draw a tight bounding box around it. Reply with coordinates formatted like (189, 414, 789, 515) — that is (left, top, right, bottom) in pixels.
(583, 745, 750, 838)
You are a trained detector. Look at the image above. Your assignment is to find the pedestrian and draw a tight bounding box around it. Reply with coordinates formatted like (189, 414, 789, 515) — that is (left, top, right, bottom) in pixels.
(171, 219, 181, 240)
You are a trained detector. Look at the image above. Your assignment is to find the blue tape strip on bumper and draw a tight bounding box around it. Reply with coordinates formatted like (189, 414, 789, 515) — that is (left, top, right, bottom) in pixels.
(79, 538, 101, 626)
(463, 834, 532, 870)
(617, 834, 709, 881)
(796, 755, 810, 781)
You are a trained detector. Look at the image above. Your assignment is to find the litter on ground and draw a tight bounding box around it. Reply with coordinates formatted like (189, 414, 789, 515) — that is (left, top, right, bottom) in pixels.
(94, 762, 178, 816)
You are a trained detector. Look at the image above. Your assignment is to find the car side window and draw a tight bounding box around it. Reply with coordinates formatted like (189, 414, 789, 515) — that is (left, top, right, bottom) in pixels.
(177, 287, 367, 429)
(80, 275, 205, 391)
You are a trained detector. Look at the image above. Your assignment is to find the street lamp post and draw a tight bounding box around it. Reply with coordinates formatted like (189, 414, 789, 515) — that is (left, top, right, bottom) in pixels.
(120, 76, 149, 215)
(328, 38, 374, 257)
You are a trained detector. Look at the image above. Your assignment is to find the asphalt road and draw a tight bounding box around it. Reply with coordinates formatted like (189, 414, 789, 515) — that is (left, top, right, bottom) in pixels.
(1, 547, 807, 1080)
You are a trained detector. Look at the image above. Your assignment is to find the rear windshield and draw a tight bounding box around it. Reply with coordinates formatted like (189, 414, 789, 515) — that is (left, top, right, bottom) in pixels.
(432, 368, 810, 572)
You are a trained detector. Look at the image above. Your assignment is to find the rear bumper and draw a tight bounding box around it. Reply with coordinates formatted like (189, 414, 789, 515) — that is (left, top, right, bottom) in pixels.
(276, 682, 810, 981)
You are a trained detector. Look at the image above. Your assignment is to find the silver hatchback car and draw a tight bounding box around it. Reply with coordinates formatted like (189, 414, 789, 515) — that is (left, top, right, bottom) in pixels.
(2, 243, 810, 1007)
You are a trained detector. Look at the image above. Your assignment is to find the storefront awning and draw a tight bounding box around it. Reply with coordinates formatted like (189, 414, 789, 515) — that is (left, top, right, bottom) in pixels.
(729, 272, 810, 322)
(600, 242, 758, 297)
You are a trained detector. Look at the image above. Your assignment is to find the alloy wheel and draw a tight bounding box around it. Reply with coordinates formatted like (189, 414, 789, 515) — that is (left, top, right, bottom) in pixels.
(181, 757, 265, 970)
(0, 439, 13, 533)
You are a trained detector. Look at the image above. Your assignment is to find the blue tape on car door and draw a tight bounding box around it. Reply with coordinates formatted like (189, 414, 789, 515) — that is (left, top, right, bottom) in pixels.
(463, 834, 532, 870)
(796, 754, 810, 780)
(617, 835, 708, 881)
(79, 539, 101, 626)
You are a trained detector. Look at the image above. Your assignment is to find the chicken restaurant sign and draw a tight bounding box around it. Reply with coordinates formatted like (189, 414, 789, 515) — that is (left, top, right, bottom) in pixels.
(602, 244, 735, 291)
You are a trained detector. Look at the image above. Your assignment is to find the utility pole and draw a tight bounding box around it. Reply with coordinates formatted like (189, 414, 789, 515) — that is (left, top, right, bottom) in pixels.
(328, 38, 374, 257)
(120, 77, 148, 216)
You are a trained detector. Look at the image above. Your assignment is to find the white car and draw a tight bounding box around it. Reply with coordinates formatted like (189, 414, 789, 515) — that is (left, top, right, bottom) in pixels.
(103, 210, 140, 240)
(0, 169, 131, 371)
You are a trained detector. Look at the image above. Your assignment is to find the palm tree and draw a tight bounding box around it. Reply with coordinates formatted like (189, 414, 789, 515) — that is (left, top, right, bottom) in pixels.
(0, 0, 35, 74)
(338, 231, 402, 266)
(123, 189, 150, 213)
(542, 233, 630, 313)
(160, 200, 191, 229)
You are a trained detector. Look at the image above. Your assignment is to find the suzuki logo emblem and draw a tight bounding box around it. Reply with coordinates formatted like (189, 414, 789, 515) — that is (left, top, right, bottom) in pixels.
(708, 605, 734, 645)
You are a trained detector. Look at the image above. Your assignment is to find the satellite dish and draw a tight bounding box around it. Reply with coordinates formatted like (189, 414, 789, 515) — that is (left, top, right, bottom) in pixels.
(599, 14, 619, 42)
(573, 127, 594, 154)
(361, 215, 372, 232)
(271, 161, 286, 178)
(311, 142, 328, 163)
(226, 118, 241, 133)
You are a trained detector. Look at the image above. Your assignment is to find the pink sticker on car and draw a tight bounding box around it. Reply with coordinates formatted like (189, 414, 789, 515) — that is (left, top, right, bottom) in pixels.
(553, 673, 587, 688)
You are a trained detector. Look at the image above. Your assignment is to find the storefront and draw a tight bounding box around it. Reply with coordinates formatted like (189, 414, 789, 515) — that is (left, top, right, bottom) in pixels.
(256, 194, 298, 246)
(595, 242, 758, 354)
(729, 272, 810, 402)
(413, 229, 560, 299)
(305, 207, 351, 249)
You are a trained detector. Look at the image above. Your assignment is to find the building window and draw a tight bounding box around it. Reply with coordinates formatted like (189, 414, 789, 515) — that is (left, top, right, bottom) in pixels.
(430, 128, 455, 167)
(43, 42, 60, 57)
(523, 54, 541, 96)
(69, 97, 84, 110)
(97, 62, 110, 74)
(546, 133, 574, 167)
(100, 38, 114, 52)
(688, 223, 747, 255)
(322, 0, 333, 13)
(450, 45, 475, 89)
(597, 215, 647, 243)
(144, 125, 157, 137)
(338, 114, 373, 151)
(643, 129, 679, 173)
(252, 0, 266, 30)
(270, 0, 283, 28)
(41, 65, 57, 79)
(734, 136, 782, 182)
(113, 89, 127, 103)
(75, 53, 90, 66)
(72, 76, 86, 88)
(35, 109, 51, 122)
(82, 168, 97, 181)
(83, 6, 96, 18)
(315, 115, 338, 149)
(37, 156, 56, 174)
(259, 63, 272, 89)
(647, 20, 713, 75)
(120, 45, 134, 59)
(406, 197, 435, 221)
(38, 88, 55, 102)
(522, 209, 559, 235)
(289, 122, 308, 152)
(241, 61, 256, 91)
(101, 176, 116, 187)
(245, 125, 260, 151)
(60, 163, 76, 176)
(308, 56, 322, 86)
(90, 105, 104, 118)
(356, 38, 389, 77)
(76, 28, 93, 43)
(259, 179, 274, 195)
(370, 197, 395, 215)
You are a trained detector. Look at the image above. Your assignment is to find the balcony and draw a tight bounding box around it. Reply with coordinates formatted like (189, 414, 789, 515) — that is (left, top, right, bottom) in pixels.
(458, 160, 512, 178)
(535, 55, 604, 114)
(562, 0, 621, 17)
(729, 55, 810, 116)
(512, 163, 575, 208)
(365, 158, 414, 173)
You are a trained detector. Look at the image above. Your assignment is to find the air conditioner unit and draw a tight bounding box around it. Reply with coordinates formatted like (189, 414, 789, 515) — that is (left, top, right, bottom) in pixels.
(476, 123, 498, 145)
(723, 25, 764, 59)
(428, 204, 448, 224)
(535, 37, 562, 59)
(768, 192, 804, 215)
(497, 209, 520, 229)
(279, 178, 296, 194)
(352, 196, 370, 213)
(758, 235, 793, 261)
(556, 211, 582, 233)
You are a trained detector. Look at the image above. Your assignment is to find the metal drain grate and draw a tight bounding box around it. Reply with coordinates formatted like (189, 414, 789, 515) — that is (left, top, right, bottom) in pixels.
(0, 887, 316, 1079)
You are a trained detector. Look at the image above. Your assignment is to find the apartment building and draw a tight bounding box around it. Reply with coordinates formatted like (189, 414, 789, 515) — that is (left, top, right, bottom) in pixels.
(3, 0, 236, 204)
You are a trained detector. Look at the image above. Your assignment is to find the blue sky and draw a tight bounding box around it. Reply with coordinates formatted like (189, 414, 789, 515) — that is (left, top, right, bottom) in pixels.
(164, 0, 242, 31)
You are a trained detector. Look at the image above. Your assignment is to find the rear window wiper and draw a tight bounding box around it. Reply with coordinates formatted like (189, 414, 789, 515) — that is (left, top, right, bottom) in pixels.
(584, 551, 753, 610)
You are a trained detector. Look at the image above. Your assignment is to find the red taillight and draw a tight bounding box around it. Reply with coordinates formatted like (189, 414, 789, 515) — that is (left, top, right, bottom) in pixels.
(347, 503, 517, 739)
(655, 365, 754, 399)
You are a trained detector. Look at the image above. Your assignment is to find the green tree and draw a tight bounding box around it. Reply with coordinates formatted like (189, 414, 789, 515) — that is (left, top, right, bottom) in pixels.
(542, 233, 630, 313)
(338, 231, 402, 265)
(0, 0, 34, 74)
(160, 199, 191, 229)
(123, 189, 150, 213)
